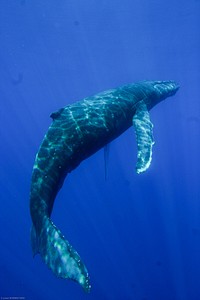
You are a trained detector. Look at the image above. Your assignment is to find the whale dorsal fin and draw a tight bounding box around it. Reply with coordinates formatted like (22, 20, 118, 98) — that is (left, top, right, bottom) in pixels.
(132, 101, 155, 174)
(50, 108, 65, 120)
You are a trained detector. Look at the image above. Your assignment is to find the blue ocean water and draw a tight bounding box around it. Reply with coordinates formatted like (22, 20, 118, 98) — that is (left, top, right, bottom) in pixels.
(0, 1, 200, 299)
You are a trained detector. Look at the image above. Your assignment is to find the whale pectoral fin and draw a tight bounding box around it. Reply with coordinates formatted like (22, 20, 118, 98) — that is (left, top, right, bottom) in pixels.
(31, 217, 91, 292)
(132, 101, 155, 174)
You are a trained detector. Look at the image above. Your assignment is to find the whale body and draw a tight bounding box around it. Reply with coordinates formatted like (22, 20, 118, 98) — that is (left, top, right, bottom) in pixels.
(30, 80, 179, 291)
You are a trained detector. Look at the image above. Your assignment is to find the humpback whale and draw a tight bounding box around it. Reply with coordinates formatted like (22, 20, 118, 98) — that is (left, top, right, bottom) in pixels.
(30, 80, 179, 292)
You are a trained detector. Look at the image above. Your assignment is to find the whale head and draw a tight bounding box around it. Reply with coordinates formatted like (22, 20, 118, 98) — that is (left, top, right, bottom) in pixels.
(139, 80, 179, 110)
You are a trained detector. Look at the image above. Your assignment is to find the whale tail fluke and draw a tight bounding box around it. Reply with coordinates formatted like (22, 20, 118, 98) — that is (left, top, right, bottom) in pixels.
(30, 217, 91, 292)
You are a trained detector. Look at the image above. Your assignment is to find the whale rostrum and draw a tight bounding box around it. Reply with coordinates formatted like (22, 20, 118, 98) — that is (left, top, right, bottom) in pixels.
(30, 80, 179, 291)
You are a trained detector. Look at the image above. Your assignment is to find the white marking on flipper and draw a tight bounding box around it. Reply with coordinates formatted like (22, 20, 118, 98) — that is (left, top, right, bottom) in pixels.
(132, 101, 155, 174)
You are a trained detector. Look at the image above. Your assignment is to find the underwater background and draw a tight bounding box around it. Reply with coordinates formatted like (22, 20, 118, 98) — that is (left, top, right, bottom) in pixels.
(0, 1, 200, 299)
